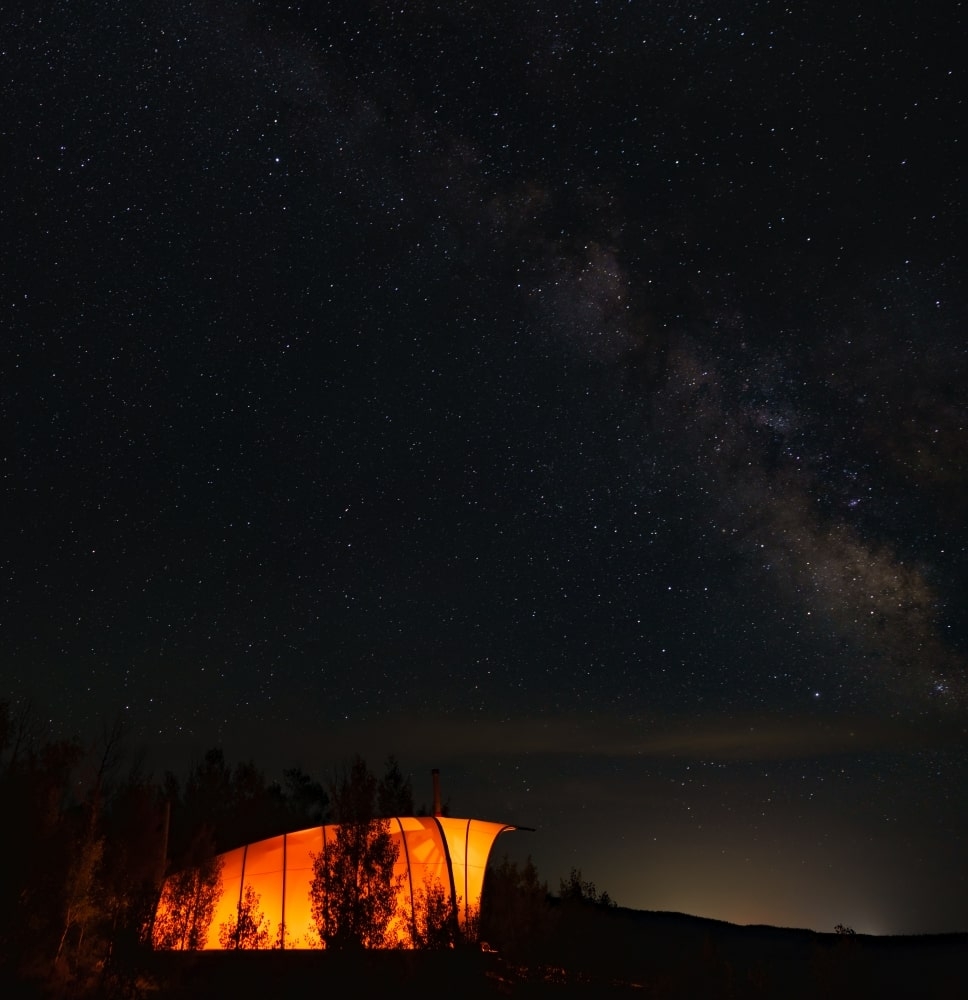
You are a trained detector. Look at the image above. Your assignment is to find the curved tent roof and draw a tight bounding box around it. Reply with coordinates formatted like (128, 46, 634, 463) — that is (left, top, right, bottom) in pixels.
(154, 815, 516, 949)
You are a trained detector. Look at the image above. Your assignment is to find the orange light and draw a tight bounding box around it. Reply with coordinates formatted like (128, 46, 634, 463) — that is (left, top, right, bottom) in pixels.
(153, 816, 515, 950)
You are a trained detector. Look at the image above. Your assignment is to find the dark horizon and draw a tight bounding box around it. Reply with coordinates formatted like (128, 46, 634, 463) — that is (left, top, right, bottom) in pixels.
(20, 709, 964, 938)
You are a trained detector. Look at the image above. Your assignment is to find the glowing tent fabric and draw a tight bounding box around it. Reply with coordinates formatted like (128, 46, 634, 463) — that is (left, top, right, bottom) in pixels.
(154, 816, 515, 950)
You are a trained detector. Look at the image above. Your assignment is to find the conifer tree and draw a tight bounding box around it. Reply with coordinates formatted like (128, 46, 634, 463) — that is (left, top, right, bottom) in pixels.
(309, 756, 402, 949)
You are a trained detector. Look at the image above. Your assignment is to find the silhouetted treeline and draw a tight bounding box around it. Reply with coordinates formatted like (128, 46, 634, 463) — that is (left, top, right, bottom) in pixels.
(5, 699, 963, 999)
(162, 747, 330, 865)
(0, 700, 429, 995)
(478, 855, 619, 969)
(0, 702, 168, 996)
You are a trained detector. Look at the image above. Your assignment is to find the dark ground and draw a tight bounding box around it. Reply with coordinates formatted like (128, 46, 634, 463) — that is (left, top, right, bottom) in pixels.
(16, 909, 961, 1000)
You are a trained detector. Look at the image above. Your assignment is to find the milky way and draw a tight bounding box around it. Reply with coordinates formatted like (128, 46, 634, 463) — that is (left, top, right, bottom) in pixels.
(2, 1, 965, 933)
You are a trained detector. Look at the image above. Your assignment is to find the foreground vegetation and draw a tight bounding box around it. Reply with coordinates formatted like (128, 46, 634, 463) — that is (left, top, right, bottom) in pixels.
(0, 697, 610, 995)
(2, 699, 964, 998)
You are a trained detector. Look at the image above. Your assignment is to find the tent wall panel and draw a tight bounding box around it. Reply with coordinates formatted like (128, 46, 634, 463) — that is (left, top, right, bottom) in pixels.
(154, 816, 514, 950)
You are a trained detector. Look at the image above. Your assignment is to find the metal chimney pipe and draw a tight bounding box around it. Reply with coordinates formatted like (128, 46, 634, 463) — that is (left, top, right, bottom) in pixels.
(432, 768, 442, 816)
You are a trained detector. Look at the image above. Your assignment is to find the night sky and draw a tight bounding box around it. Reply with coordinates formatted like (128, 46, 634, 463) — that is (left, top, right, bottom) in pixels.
(3, 2, 966, 935)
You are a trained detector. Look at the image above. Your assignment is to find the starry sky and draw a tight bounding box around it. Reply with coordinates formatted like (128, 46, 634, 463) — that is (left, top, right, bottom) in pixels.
(3, 2, 966, 935)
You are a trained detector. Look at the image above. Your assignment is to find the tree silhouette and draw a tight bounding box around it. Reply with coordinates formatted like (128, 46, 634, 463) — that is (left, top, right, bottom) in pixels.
(279, 766, 330, 826)
(99, 773, 169, 959)
(0, 700, 85, 979)
(152, 829, 224, 950)
(479, 854, 551, 961)
(377, 755, 413, 816)
(218, 884, 270, 949)
(308, 755, 402, 949)
(559, 867, 616, 908)
(410, 876, 459, 949)
(54, 831, 104, 967)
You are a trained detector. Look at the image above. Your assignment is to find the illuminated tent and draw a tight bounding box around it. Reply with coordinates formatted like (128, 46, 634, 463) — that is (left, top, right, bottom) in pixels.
(154, 815, 516, 950)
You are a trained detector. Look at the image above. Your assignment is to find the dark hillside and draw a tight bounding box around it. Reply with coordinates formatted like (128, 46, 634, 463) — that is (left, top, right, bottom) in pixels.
(553, 907, 968, 998)
(62, 911, 968, 999)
